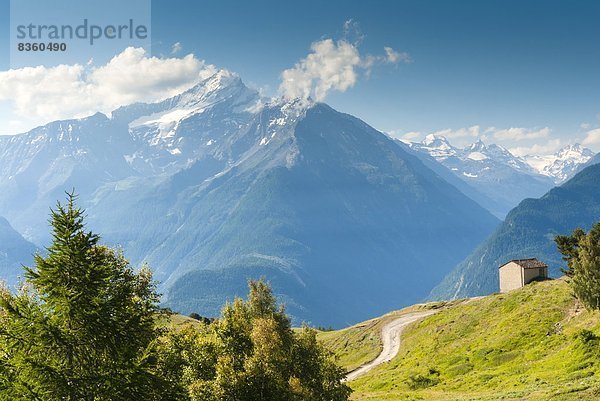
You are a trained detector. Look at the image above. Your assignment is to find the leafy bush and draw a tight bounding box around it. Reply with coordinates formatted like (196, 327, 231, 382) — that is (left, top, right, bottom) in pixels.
(188, 312, 214, 325)
(574, 329, 599, 345)
(406, 368, 441, 389)
(158, 279, 352, 401)
(316, 325, 335, 332)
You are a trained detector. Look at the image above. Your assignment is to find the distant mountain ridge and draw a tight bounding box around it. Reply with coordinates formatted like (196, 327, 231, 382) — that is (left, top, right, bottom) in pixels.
(395, 141, 507, 220)
(524, 143, 594, 184)
(405, 135, 594, 218)
(406, 135, 555, 217)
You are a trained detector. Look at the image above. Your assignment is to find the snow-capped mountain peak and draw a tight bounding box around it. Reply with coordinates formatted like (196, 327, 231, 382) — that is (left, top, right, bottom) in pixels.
(407, 135, 556, 217)
(464, 139, 489, 161)
(524, 143, 595, 184)
(268, 96, 313, 118)
(466, 139, 486, 152)
(555, 143, 594, 160)
(172, 69, 247, 108)
(418, 134, 456, 159)
(423, 133, 451, 147)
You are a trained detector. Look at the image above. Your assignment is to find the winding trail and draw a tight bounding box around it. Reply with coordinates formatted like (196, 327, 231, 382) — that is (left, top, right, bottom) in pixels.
(344, 310, 439, 381)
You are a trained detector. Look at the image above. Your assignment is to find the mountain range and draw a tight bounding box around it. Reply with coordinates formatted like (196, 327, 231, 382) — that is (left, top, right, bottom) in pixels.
(405, 135, 593, 218)
(0, 70, 500, 326)
(1, 66, 598, 324)
(524, 143, 595, 183)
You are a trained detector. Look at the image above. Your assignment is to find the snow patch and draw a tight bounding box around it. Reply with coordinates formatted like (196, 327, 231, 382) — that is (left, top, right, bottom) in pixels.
(467, 151, 487, 161)
(130, 108, 197, 129)
(269, 117, 287, 127)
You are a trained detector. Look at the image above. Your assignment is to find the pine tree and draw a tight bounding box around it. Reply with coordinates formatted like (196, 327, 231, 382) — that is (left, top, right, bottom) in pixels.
(0, 192, 172, 400)
(556, 223, 600, 310)
(555, 227, 586, 277)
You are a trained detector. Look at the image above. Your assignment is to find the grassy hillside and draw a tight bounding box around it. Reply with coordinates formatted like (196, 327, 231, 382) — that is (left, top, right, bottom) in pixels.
(317, 302, 454, 372)
(321, 279, 600, 400)
(156, 313, 203, 330)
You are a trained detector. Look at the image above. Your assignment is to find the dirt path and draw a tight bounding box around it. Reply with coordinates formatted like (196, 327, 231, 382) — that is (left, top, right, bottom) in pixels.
(344, 310, 438, 381)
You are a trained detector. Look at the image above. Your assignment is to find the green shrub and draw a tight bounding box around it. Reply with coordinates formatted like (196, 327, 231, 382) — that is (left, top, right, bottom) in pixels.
(406, 368, 441, 389)
(574, 329, 599, 344)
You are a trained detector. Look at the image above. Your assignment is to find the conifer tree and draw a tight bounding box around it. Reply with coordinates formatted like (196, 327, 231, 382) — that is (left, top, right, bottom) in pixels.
(556, 223, 600, 310)
(556, 227, 586, 277)
(0, 192, 171, 400)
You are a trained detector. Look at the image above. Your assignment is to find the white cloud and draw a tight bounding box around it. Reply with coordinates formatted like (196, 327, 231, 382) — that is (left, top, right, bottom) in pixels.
(580, 122, 591, 130)
(399, 131, 421, 142)
(0, 47, 216, 134)
(509, 139, 562, 157)
(90, 47, 215, 107)
(342, 19, 365, 45)
(279, 39, 360, 101)
(582, 128, 600, 146)
(171, 42, 183, 54)
(492, 127, 550, 141)
(279, 37, 411, 101)
(432, 125, 481, 139)
(384, 47, 412, 64)
(385, 129, 421, 142)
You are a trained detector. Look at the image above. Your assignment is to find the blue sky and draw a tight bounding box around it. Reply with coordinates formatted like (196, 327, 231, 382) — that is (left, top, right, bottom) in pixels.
(1, 0, 600, 154)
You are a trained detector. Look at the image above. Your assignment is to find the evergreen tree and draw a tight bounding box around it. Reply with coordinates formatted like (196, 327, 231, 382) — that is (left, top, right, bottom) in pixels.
(555, 227, 586, 277)
(556, 223, 600, 310)
(0, 192, 172, 400)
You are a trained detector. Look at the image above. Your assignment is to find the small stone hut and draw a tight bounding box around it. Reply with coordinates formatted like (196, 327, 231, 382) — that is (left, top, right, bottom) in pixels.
(499, 258, 548, 293)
